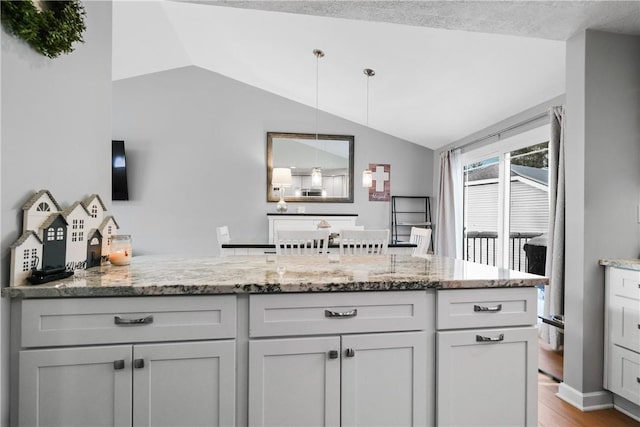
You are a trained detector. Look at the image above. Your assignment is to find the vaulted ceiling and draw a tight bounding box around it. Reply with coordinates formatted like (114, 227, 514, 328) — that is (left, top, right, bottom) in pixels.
(113, 1, 640, 149)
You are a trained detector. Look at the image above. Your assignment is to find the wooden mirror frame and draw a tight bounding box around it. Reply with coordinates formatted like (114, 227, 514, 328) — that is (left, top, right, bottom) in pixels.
(267, 132, 355, 203)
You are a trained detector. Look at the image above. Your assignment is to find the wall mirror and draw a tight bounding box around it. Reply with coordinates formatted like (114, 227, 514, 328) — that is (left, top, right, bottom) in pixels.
(267, 132, 354, 203)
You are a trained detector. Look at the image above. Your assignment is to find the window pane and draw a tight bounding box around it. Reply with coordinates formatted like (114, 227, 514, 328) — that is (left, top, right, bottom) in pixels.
(508, 142, 549, 272)
(463, 156, 499, 266)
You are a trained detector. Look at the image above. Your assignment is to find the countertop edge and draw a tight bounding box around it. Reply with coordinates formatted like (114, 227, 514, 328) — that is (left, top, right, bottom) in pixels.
(599, 258, 640, 271)
(1, 278, 548, 299)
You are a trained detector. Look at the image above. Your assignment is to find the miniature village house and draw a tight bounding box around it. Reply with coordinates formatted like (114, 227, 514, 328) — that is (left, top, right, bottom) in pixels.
(9, 190, 120, 286)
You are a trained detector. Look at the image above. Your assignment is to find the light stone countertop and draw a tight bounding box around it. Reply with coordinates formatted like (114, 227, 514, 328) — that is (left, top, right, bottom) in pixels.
(599, 258, 640, 271)
(1, 254, 548, 299)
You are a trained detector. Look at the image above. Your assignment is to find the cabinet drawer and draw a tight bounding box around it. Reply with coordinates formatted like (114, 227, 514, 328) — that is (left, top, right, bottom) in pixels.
(609, 290, 640, 353)
(249, 291, 427, 337)
(21, 295, 236, 347)
(608, 344, 640, 405)
(437, 287, 536, 330)
(609, 267, 640, 300)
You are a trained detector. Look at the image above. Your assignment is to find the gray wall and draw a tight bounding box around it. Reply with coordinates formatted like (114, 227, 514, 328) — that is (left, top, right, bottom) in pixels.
(0, 2, 113, 424)
(112, 66, 434, 256)
(563, 29, 640, 403)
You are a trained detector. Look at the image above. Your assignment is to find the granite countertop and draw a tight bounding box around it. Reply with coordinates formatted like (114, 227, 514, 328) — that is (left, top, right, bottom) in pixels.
(1, 254, 548, 299)
(599, 258, 640, 271)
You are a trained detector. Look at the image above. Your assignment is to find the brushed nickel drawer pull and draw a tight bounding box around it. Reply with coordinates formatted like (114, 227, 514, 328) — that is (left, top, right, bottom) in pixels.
(474, 304, 502, 313)
(476, 333, 505, 343)
(133, 358, 145, 369)
(325, 309, 358, 318)
(328, 350, 339, 359)
(114, 315, 154, 325)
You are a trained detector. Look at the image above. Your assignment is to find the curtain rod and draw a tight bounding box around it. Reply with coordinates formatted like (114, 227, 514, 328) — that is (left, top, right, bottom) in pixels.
(452, 111, 549, 151)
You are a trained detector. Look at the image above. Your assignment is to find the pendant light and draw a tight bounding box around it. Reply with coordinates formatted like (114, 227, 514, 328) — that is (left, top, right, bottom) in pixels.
(311, 49, 324, 188)
(362, 68, 375, 188)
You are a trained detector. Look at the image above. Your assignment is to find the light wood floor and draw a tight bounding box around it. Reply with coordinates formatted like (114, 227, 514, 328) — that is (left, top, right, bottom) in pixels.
(537, 339, 639, 427)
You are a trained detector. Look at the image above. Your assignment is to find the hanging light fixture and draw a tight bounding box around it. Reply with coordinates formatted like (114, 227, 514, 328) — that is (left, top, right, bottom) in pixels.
(362, 68, 375, 188)
(311, 49, 324, 188)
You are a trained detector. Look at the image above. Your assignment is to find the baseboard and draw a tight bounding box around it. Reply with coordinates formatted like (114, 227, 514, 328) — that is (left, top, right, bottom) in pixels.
(556, 382, 613, 411)
(613, 395, 640, 422)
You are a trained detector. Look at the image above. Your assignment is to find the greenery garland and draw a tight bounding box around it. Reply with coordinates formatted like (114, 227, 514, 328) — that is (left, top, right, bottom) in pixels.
(1, 0, 86, 59)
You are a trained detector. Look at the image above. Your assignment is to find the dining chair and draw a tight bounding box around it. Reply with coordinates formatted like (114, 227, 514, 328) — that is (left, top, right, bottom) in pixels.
(216, 226, 231, 256)
(340, 229, 389, 255)
(409, 227, 432, 256)
(275, 229, 330, 255)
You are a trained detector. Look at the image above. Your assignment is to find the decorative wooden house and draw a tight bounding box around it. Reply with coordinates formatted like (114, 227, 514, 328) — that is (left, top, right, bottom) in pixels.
(9, 231, 43, 287)
(86, 229, 103, 268)
(9, 190, 121, 286)
(21, 190, 62, 232)
(62, 201, 93, 270)
(82, 193, 107, 226)
(98, 215, 120, 255)
(38, 213, 68, 270)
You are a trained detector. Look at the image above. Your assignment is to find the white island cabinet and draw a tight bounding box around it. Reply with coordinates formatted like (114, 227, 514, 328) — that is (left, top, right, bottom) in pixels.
(435, 287, 538, 427)
(248, 291, 432, 427)
(603, 264, 640, 416)
(14, 296, 237, 427)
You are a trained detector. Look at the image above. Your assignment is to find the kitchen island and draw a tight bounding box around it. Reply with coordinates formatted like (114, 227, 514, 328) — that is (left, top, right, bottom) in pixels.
(3, 255, 547, 426)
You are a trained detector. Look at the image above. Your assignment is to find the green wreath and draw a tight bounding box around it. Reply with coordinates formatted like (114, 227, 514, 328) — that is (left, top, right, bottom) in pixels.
(1, 0, 86, 59)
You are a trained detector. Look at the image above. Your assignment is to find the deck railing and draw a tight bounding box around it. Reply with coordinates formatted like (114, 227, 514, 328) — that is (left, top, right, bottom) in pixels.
(464, 231, 543, 272)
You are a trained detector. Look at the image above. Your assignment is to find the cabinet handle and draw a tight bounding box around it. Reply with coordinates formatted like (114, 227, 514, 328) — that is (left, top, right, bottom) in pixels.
(637, 377, 640, 384)
(113, 360, 125, 370)
(476, 333, 505, 343)
(345, 348, 355, 357)
(114, 315, 154, 325)
(325, 309, 358, 318)
(328, 350, 339, 359)
(133, 358, 145, 369)
(474, 304, 502, 313)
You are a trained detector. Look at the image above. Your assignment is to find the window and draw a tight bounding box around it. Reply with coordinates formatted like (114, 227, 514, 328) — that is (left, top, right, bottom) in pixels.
(37, 202, 50, 212)
(91, 205, 98, 218)
(79, 219, 84, 229)
(47, 228, 55, 241)
(56, 227, 64, 240)
(31, 249, 38, 268)
(461, 125, 550, 271)
(107, 225, 112, 234)
(72, 232, 78, 242)
(90, 237, 99, 245)
(72, 219, 78, 230)
(79, 231, 84, 242)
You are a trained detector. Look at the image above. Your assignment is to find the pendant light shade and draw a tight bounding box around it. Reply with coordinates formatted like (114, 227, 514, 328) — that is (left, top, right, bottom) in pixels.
(311, 167, 323, 188)
(362, 169, 373, 187)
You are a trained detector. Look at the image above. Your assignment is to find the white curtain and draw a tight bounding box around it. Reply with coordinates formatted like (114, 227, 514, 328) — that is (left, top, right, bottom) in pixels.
(541, 106, 565, 351)
(435, 149, 462, 258)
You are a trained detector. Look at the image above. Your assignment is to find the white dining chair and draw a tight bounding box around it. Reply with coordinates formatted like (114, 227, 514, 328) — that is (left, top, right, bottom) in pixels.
(340, 229, 389, 255)
(275, 229, 330, 255)
(216, 226, 231, 256)
(409, 227, 432, 256)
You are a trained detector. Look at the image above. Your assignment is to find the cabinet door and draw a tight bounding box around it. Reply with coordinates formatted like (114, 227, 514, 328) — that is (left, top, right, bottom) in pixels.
(608, 344, 640, 404)
(249, 336, 341, 427)
(132, 340, 235, 427)
(341, 332, 429, 427)
(437, 327, 537, 427)
(19, 345, 132, 427)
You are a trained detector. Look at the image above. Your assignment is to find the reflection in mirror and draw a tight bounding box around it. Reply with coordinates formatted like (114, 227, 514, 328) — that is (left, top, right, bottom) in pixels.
(267, 132, 354, 203)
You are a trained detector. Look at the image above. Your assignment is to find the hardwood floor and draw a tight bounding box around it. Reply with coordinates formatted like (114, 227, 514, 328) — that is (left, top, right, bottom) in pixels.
(537, 339, 639, 426)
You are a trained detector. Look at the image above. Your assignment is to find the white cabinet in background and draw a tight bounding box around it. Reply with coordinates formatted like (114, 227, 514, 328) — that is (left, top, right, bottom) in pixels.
(248, 291, 432, 427)
(436, 287, 538, 427)
(267, 214, 358, 243)
(604, 266, 640, 408)
(15, 296, 237, 427)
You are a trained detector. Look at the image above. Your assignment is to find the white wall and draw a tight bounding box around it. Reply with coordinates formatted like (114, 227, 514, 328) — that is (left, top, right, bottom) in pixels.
(112, 66, 434, 256)
(562, 29, 640, 410)
(0, 2, 113, 424)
